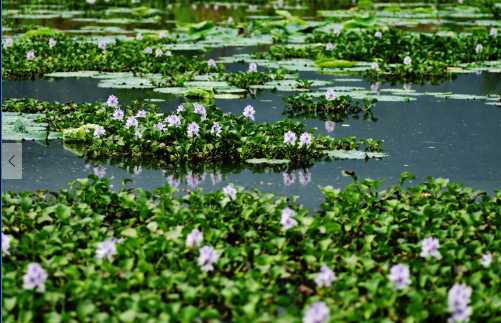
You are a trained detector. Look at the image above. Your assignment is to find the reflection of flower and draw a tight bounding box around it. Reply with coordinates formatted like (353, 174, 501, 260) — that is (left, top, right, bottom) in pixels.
(282, 172, 295, 186)
(325, 121, 336, 133)
(93, 166, 106, 179)
(298, 170, 311, 186)
(211, 172, 222, 185)
(389, 264, 411, 289)
(166, 175, 180, 188)
(187, 173, 202, 189)
(371, 62, 379, 71)
(370, 82, 380, 93)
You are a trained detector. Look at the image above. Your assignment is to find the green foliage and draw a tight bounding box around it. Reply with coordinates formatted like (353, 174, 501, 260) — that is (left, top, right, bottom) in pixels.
(2, 176, 500, 322)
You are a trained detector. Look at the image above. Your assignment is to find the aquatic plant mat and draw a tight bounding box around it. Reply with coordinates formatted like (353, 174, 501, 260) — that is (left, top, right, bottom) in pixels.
(2, 175, 500, 321)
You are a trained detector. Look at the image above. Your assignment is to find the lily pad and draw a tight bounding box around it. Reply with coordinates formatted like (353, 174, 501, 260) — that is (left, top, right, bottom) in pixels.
(325, 150, 388, 160)
(246, 158, 290, 165)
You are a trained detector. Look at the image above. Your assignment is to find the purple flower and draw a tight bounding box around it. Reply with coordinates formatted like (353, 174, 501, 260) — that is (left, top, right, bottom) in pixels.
(144, 47, 153, 54)
(475, 44, 483, 54)
(3, 37, 13, 48)
(325, 89, 336, 101)
(283, 131, 297, 145)
(187, 122, 200, 138)
(187, 173, 202, 189)
(325, 121, 336, 133)
(208, 58, 217, 68)
(248, 62, 258, 72)
(490, 28, 497, 37)
(112, 108, 124, 121)
(106, 95, 119, 108)
(136, 33, 143, 41)
(23, 263, 48, 292)
(303, 302, 330, 323)
(155, 48, 163, 57)
(389, 264, 411, 289)
(448, 283, 472, 323)
(371, 62, 379, 71)
(186, 229, 203, 248)
(48, 38, 57, 48)
(176, 104, 185, 113)
(166, 175, 180, 188)
(155, 122, 166, 132)
(98, 40, 107, 51)
(211, 122, 222, 136)
(374, 31, 382, 38)
(281, 207, 297, 230)
(315, 265, 336, 288)
(198, 246, 219, 272)
(96, 239, 117, 261)
(93, 125, 106, 138)
(136, 110, 147, 118)
(93, 166, 106, 179)
(420, 237, 441, 259)
(223, 184, 237, 200)
(283, 172, 295, 186)
(26, 50, 35, 61)
(159, 31, 167, 39)
(403, 56, 412, 65)
(165, 114, 182, 128)
(333, 24, 342, 36)
(480, 252, 493, 268)
(325, 42, 334, 51)
(125, 116, 138, 128)
(243, 105, 255, 121)
(193, 103, 207, 120)
(299, 132, 312, 147)
(2, 233, 12, 256)
(370, 82, 381, 92)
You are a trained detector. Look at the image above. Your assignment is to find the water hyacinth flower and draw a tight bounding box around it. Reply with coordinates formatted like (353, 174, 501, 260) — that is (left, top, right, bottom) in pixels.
(325, 42, 334, 51)
(125, 116, 138, 128)
(211, 122, 222, 136)
(208, 58, 217, 68)
(223, 184, 237, 200)
(23, 263, 48, 292)
(2, 233, 11, 256)
(325, 88, 337, 101)
(480, 252, 493, 268)
(159, 31, 167, 39)
(93, 125, 106, 138)
(106, 95, 119, 108)
(490, 27, 497, 37)
(248, 62, 258, 72)
(420, 237, 441, 259)
(98, 40, 107, 51)
(26, 50, 35, 61)
(333, 24, 342, 36)
(280, 207, 297, 230)
(198, 246, 219, 272)
(283, 172, 295, 186)
(4, 37, 13, 48)
(136, 33, 143, 41)
(315, 265, 336, 288)
(193, 103, 207, 119)
(165, 114, 182, 128)
(389, 264, 411, 289)
(155, 48, 163, 57)
(299, 132, 312, 147)
(136, 110, 147, 118)
(112, 108, 124, 121)
(325, 121, 336, 133)
(243, 105, 255, 121)
(93, 166, 106, 179)
(155, 122, 166, 132)
(403, 56, 412, 65)
(374, 31, 382, 38)
(144, 47, 153, 54)
(96, 239, 117, 261)
(371, 62, 379, 71)
(284, 131, 297, 145)
(475, 44, 483, 54)
(303, 302, 330, 323)
(227, 16, 234, 24)
(448, 283, 472, 323)
(48, 38, 57, 48)
(187, 122, 200, 138)
(186, 229, 203, 248)
(177, 104, 185, 113)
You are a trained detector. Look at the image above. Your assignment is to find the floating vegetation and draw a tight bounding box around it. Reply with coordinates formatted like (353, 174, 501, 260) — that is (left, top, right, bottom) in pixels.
(2, 112, 61, 141)
(3, 175, 500, 321)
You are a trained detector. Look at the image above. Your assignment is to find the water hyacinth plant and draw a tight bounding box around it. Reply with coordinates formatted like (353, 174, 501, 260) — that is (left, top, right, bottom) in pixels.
(2, 175, 500, 321)
(2, 98, 383, 167)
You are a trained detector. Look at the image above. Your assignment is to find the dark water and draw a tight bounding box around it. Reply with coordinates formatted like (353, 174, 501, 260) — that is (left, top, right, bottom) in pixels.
(2, 72, 501, 209)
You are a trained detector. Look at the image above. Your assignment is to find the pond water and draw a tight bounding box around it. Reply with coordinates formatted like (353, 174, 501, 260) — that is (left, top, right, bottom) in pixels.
(3, 71, 500, 209)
